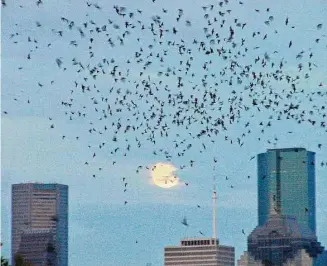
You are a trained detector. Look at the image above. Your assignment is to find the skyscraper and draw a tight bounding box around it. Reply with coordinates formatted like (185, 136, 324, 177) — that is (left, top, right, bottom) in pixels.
(16, 229, 57, 266)
(237, 147, 325, 266)
(164, 186, 235, 266)
(257, 148, 316, 233)
(12, 183, 68, 266)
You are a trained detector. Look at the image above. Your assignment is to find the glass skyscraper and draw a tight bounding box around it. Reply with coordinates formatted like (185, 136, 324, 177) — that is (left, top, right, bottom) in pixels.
(257, 148, 316, 234)
(12, 183, 68, 266)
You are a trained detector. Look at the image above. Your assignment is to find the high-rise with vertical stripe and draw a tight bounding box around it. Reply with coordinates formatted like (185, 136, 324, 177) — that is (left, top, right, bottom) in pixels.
(11, 183, 68, 266)
(257, 148, 316, 234)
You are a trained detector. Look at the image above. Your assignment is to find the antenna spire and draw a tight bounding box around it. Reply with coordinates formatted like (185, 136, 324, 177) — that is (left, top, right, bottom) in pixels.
(212, 182, 217, 242)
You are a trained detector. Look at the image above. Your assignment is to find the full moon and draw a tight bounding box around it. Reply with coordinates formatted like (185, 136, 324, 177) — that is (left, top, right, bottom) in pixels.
(150, 162, 179, 188)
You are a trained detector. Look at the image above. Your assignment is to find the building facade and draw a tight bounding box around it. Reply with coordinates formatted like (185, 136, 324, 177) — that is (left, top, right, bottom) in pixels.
(164, 238, 234, 266)
(257, 148, 316, 233)
(17, 229, 57, 266)
(246, 213, 323, 265)
(237, 251, 263, 266)
(237, 249, 316, 266)
(12, 183, 68, 266)
(237, 147, 327, 266)
(315, 250, 327, 266)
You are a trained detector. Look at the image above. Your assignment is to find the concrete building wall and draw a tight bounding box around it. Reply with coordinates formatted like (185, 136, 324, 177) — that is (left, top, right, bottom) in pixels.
(164, 238, 234, 266)
(11, 183, 33, 263)
(284, 249, 313, 266)
(237, 251, 263, 266)
(237, 249, 316, 266)
(12, 183, 68, 266)
(17, 230, 56, 266)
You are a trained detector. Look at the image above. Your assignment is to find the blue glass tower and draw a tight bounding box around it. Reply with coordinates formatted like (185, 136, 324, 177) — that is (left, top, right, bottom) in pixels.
(257, 148, 316, 234)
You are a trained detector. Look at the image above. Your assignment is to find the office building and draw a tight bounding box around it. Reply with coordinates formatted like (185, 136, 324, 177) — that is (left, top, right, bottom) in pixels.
(246, 213, 323, 265)
(164, 186, 235, 266)
(12, 183, 68, 266)
(237, 212, 324, 265)
(315, 250, 327, 266)
(237, 251, 261, 266)
(165, 238, 234, 266)
(16, 229, 56, 266)
(237, 148, 326, 265)
(238, 249, 317, 266)
(257, 148, 316, 233)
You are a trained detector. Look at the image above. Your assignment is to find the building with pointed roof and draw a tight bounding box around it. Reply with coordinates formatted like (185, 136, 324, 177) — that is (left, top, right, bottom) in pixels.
(237, 148, 326, 266)
(246, 213, 323, 265)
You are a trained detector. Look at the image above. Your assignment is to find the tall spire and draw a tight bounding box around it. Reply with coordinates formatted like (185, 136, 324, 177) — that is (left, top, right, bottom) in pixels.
(270, 194, 277, 215)
(212, 184, 217, 241)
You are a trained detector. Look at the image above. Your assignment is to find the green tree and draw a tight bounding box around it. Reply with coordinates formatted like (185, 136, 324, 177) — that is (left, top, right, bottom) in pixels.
(1, 256, 10, 266)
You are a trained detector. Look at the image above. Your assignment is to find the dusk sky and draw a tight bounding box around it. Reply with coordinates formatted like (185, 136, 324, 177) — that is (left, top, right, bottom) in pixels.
(1, 0, 327, 265)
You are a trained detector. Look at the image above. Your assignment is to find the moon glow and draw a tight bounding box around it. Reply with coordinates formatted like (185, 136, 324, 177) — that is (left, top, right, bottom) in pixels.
(151, 163, 179, 188)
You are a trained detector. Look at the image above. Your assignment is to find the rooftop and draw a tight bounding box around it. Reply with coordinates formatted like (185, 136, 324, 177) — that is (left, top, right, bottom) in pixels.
(12, 183, 68, 187)
(267, 147, 307, 152)
(248, 214, 324, 263)
(181, 238, 219, 246)
(249, 214, 316, 240)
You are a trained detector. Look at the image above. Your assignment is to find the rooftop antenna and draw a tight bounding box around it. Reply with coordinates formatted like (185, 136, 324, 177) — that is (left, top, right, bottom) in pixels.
(212, 176, 217, 243)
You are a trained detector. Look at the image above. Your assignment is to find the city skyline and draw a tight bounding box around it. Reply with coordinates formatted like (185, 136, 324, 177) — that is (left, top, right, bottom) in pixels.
(3, 145, 326, 265)
(2, 0, 327, 265)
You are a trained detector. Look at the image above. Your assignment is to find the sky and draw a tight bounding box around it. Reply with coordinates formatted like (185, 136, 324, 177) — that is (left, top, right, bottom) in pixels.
(1, 0, 327, 265)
